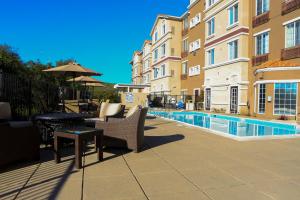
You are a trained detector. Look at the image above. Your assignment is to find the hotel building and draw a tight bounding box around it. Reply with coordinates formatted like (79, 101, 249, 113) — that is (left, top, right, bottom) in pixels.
(141, 40, 152, 93)
(130, 51, 143, 86)
(203, 0, 251, 115)
(150, 15, 182, 95)
(180, 0, 205, 102)
(249, 0, 300, 119)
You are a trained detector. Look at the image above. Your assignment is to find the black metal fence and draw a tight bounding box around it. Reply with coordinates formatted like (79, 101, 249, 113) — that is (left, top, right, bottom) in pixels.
(147, 94, 204, 110)
(0, 71, 60, 119)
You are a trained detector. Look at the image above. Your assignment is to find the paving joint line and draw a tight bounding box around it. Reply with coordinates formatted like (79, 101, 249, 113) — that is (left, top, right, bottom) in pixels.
(13, 162, 41, 200)
(147, 144, 215, 200)
(122, 154, 150, 200)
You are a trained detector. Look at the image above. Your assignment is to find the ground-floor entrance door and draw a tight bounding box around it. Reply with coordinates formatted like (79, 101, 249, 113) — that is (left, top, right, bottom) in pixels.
(205, 88, 211, 111)
(230, 86, 238, 114)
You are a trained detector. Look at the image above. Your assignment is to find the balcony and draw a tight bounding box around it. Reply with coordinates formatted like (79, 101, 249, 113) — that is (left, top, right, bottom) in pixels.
(281, 45, 300, 60)
(252, 12, 270, 28)
(182, 28, 189, 36)
(252, 54, 269, 66)
(181, 51, 189, 58)
(282, 0, 300, 15)
(181, 74, 187, 80)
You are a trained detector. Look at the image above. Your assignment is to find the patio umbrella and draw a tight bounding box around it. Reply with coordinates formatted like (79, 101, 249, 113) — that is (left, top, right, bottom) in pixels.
(43, 62, 102, 99)
(83, 82, 105, 100)
(67, 76, 104, 100)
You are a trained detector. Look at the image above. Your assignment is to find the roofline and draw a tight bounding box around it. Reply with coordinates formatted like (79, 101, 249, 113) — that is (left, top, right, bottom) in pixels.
(114, 83, 151, 89)
(150, 14, 182, 36)
(129, 51, 143, 64)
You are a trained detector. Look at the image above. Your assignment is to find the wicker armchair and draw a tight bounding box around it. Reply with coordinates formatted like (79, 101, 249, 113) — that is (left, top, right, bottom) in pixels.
(95, 106, 148, 153)
(0, 102, 40, 168)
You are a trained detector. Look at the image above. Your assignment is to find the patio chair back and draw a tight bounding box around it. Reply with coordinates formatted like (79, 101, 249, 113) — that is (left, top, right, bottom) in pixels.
(0, 102, 12, 120)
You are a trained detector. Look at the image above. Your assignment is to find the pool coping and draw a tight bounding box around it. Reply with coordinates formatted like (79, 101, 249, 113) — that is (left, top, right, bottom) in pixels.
(148, 113, 300, 141)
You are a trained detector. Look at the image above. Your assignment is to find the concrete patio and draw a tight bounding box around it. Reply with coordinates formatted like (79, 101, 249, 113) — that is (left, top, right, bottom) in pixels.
(1, 117, 300, 200)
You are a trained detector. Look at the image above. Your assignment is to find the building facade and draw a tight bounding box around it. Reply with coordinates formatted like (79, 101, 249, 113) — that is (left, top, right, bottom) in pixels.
(150, 15, 182, 95)
(130, 51, 143, 86)
(180, 0, 205, 103)
(141, 40, 152, 93)
(249, 0, 300, 120)
(203, 0, 251, 115)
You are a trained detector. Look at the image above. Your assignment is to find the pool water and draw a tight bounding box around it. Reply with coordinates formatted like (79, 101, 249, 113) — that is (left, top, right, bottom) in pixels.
(149, 111, 300, 139)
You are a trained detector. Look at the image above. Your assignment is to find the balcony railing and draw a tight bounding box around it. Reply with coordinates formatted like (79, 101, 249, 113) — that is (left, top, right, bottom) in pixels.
(282, 0, 300, 15)
(182, 28, 189, 36)
(252, 54, 269, 66)
(181, 74, 187, 80)
(181, 51, 189, 58)
(281, 45, 300, 60)
(252, 12, 270, 28)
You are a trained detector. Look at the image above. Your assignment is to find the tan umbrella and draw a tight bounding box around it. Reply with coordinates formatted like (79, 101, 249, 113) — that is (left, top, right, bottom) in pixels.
(43, 62, 102, 100)
(84, 82, 105, 87)
(67, 76, 102, 83)
(83, 82, 105, 100)
(67, 76, 104, 100)
(43, 62, 101, 76)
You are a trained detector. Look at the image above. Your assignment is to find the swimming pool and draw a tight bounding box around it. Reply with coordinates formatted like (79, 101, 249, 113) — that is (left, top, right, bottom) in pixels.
(149, 111, 300, 140)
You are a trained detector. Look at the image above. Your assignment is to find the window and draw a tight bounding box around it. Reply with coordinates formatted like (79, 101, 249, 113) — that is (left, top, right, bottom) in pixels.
(162, 21, 166, 35)
(189, 65, 201, 76)
(274, 83, 297, 115)
(256, 0, 269, 16)
(255, 32, 269, 55)
(190, 13, 201, 28)
(183, 17, 189, 31)
(154, 31, 158, 42)
(153, 68, 159, 79)
(208, 18, 215, 36)
(258, 84, 266, 114)
(285, 19, 300, 48)
(207, 0, 217, 8)
(161, 64, 166, 76)
(228, 40, 238, 60)
(228, 4, 238, 26)
(208, 49, 215, 65)
(182, 39, 189, 52)
(182, 62, 188, 75)
(154, 49, 158, 61)
(190, 39, 201, 52)
(161, 44, 166, 57)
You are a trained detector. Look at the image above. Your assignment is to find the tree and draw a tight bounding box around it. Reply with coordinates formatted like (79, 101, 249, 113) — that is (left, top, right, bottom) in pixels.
(0, 45, 24, 73)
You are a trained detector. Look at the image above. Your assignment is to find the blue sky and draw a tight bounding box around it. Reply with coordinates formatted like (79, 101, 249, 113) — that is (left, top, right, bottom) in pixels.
(0, 0, 188, 83)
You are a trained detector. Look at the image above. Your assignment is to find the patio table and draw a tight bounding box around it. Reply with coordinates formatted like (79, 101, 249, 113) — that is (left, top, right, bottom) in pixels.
(54, 127, 103, 169)
(34, 112, 91, 145)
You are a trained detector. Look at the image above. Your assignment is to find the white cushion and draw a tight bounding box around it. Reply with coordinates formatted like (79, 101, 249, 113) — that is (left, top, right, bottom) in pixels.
(105, 103, 121, 116)
(0, 102, 12, 120)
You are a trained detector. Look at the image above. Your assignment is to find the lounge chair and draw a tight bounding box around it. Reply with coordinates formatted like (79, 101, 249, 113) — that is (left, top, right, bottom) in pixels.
(0, 102, 40, 168)
(95, 105, 148, 153)
(85, 103, 125, 125)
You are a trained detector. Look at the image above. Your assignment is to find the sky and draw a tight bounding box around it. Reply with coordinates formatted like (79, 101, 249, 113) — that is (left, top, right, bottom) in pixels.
(0, 0, 188, 83)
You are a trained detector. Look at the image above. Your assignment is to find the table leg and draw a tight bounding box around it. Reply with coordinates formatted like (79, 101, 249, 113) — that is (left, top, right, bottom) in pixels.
(95, 133, 103, 161)
(75, 136, 83, 169)
(54, 136, 61, 163)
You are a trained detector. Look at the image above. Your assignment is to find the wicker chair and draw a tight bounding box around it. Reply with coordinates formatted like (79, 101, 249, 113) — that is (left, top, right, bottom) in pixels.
(95, 106, 148, 153)
(0, 102, 40, 168)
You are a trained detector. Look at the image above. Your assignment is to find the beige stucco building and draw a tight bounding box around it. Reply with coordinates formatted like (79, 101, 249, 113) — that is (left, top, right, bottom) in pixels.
(203, 0, 250, 115)
(150, 15, 182, 95)
(141, 40, 152, 94)
(130, 51, 143, 86)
